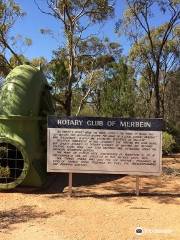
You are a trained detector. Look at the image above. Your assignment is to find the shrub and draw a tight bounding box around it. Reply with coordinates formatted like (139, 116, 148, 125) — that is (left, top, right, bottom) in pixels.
(0, 166, 10, 178)
(162, 132, 176, 154)
(165, 121, 180, 152)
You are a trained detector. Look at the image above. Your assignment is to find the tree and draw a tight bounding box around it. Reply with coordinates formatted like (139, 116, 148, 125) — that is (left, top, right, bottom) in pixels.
(34, 0, 115, 116)
(129, 25, 179, 117)
(164, 69, 180, 151)
(0, 0, 28, 78)
(133, 76, 154, 118)
(165, 69, 180, 124)
(117, 0, 180, 117)
(47, 37, 121, 116)
(98, 58, 136, 117)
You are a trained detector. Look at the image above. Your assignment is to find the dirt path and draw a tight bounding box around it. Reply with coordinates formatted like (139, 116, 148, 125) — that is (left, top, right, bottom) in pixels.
(0, 156, 180, 240)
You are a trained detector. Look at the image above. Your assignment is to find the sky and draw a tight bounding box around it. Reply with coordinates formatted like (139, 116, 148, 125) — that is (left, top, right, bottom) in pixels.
(10, 0, 130, 61)
(12, 0, 171, 62)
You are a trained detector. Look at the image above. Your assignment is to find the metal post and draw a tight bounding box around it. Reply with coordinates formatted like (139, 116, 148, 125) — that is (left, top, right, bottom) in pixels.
(68, 172, 73, 197)
(136, 176, 140, 196)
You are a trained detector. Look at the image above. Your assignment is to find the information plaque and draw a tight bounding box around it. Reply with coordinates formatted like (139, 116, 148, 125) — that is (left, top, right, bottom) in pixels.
(47, 116, 163, 176)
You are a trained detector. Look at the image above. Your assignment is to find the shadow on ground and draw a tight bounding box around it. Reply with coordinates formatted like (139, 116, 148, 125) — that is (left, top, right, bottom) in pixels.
(1, 155, 180, 206)
(2, 173, 180, 204)
(3, 173, 123, 194)
(0, 205, 65, 233)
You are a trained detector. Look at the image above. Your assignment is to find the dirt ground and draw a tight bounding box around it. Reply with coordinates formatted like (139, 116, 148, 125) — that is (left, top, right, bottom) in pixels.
(0, 155, 180, 240)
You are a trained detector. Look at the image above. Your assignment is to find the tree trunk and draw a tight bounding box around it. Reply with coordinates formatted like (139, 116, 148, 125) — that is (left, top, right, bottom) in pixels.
(65, 23, 75, 116)
(154, 70, 161, 118)
(65, 90, 72, 116)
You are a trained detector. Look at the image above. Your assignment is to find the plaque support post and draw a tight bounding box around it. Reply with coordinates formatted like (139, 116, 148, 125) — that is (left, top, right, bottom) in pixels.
(136, 176, 140, 196)
(68, 172, 73, 197)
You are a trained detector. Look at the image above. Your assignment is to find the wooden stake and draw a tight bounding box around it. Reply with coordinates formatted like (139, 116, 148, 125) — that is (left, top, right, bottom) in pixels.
(68, 172, 73, 197)
(136, 176, 140, 196)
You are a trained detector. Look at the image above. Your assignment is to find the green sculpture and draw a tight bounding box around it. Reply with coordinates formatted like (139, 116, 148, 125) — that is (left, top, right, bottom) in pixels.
(0, 64, 54, 189)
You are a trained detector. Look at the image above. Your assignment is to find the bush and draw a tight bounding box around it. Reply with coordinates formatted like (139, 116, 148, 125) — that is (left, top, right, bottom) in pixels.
(0, 166, 10, 178)
(162, 132, 176, 154)
(165, 121, 180, 152)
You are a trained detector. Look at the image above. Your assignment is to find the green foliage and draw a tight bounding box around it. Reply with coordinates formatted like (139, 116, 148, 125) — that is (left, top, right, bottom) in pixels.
(49, 59, 69, 90)
(0, 165, 10, 178)
(118, 0, 180, 118)
(162, 132, 176, 154)
(77, 104, 96, 116)
(9, 54, 28, 68)
(47, 37, 121, 116)
(36, 0, 116, 116)
(53, 0, 115, 23)
(164, 70, 180, 123)
(166, 122, 180, 153)
(0, 0, 31, 78)
(31, 57, 47, 68)
(99, 58, 136, 117)
(0, 146, 10, 178)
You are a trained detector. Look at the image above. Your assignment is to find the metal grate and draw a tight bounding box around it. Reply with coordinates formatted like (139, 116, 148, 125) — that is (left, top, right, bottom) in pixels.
(0, 142, 25, 184)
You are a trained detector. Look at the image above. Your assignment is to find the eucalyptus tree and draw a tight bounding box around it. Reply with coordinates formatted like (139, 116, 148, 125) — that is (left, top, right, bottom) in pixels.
(47, 37, 121, 116)
(99, 58, 136, 117)
(130, 25, 179, 118)
(165, 69, 180, 124)
(0, 0, 32, 78)
(117, 0, 180, 117)
(34, 0, 115, 116)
